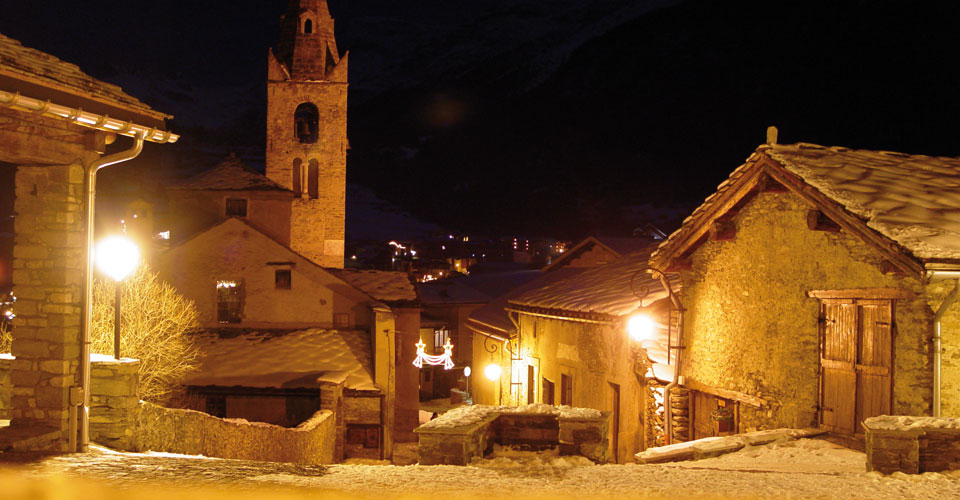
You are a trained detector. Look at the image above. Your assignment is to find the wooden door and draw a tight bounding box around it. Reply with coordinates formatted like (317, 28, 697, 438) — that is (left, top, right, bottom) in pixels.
(819, 298, 892, 434)
(856, 300, 893, 425)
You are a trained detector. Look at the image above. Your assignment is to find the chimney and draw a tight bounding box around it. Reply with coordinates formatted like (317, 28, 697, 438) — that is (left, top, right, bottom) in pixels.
(766, 126, 778, 145)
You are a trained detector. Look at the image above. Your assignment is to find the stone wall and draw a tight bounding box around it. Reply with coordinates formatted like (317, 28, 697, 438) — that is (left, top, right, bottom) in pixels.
(415, 409, 609, 465)
(680, 191, 931, 431)
(926, 279, 960, 416)
(864, 417, 960, 474)
(135, 402, 336, 465)
(7, 160, 87, 450)
(89, 357, 139, 450)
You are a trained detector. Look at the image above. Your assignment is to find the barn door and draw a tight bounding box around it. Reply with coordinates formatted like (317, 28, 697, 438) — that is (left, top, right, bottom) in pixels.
(819, 298, 892, 434)
(856, 300, 893, 425)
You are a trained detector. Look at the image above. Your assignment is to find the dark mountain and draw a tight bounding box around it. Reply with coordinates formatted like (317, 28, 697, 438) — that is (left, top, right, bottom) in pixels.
(346, 0, 960, 238)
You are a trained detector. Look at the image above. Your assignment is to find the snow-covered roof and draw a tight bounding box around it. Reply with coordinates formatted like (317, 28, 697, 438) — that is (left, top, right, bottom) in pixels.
(765, 143, 960, 261)
(171, 153, 291, 192)
(184, 328, 375, 391)
(420, 270, 540, 305)
(653, 142, 960, 269)
(331, 269, 417, 303)
(467, 268, 583, 337)
(0, 33, 169, 120)
(509, 246, 674, 318)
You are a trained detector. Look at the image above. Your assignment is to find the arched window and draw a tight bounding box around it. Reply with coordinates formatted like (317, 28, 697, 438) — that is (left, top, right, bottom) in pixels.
(303, 19, 313, 34)
(292, 158, 303, 197)
(307, 159, 319, 199)
(294, 103, 319, 144)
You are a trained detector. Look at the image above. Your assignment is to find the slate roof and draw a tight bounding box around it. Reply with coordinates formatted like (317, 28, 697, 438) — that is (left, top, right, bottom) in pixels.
(653, 142, 960, 265)
(0, 33, 167, 119)
(420, 270, 540, 305)
(171, 153, 290, 192)
(467, 268, 584, 337)
(509, 246, 674, 318)
(183, 328, 375, 390)
(331, 269, 417, 303)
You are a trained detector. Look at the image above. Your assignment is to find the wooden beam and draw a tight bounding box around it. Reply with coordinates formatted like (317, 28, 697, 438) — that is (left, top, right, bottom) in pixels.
(879, 260, 906, 275)
(806, 210, 841, 232)
(711, 220, 736, 241)
(807, 288, 916, 299)
(665, 257, 692, 272)
(652, 159, 765, 269)
(758, 172, 789, 192)
(683, 378, 768, 408)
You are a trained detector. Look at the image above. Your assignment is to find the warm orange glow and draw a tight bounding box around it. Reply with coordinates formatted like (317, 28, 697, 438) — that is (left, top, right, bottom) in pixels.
(484, 363, 502, 381)
(627, 314, 657, 342)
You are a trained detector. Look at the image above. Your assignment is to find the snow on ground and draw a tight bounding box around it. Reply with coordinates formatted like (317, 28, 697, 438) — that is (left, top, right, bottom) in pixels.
(247, 439, 960, 500)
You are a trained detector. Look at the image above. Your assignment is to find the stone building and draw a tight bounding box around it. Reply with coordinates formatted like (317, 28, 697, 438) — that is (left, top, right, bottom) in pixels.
(651, 138, 960, 439)
(266, 0, 348, 269)
(0, 33, 176, 451)
(466, 236, 652, 411)
(504, 247, 674, 463)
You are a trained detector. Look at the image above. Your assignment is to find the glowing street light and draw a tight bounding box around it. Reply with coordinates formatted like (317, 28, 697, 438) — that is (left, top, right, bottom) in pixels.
(95, 235, 139, 359)
(627, 314, 658, 342)
(484, 363, 502, 381)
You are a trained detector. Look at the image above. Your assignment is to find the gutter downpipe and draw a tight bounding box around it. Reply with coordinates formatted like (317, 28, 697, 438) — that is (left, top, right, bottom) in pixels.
(75, 132, 145, 452)
(932, 277, 960, 417)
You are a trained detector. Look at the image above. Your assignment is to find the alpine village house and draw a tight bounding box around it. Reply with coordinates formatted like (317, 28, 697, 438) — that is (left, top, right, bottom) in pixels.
(651, 133, 960, 442)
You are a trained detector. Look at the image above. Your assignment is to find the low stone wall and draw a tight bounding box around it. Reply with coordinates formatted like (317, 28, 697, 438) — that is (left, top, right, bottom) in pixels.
(415, 406, 609, 465)
(135, 402, 336, 465)
(0, 355, 12, 419)
(89, 357, 139, 450)
(864, 416, 960, 474)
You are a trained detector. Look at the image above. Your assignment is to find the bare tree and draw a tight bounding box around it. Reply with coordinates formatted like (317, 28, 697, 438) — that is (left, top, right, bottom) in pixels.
(92, 265, 200, 403)
(0, 291, 15, 353)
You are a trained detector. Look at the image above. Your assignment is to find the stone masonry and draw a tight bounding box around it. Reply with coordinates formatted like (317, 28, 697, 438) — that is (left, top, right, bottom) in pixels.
(89, 357, 139, 450)
(8, 161, 86, 450)
(415, 409, 610, 465)
(863, 417, 960, 474)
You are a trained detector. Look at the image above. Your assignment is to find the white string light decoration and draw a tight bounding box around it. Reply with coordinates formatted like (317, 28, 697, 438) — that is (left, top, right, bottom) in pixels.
(413, 338, 455, 370)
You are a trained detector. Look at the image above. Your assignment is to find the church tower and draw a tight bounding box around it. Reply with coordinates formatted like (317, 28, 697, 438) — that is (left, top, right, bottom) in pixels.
(266, 0, 348, 268)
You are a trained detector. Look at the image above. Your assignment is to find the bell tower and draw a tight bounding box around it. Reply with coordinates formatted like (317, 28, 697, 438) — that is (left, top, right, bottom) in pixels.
(266, 0, 348, 268)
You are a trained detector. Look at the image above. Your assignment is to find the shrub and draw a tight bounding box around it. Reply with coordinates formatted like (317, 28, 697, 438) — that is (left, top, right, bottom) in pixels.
(92, 265, 200, 403)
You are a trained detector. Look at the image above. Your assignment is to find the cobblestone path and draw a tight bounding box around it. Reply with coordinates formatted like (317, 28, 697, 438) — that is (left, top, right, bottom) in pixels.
(0, 446, 328, 487)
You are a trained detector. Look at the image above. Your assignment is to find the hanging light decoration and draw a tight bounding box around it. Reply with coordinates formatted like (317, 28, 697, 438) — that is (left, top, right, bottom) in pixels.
(413, 338, 455, 370)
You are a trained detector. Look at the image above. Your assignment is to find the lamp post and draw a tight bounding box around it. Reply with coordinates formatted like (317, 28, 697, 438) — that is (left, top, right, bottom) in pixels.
(95, 235, 139, 359)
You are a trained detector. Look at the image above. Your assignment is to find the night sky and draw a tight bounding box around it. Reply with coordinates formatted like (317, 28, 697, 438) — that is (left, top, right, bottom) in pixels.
(3, 0, 960, 240)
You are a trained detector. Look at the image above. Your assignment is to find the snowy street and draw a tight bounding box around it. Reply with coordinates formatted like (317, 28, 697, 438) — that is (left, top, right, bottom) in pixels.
(4, 438, 960, 499)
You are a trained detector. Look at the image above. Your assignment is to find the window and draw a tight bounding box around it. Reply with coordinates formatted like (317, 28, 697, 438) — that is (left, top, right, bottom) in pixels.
(294, 103, 319, 144)
(561, 374, 572, 406)
(293, 159, 303, 196)
(225, 198, 247, 217)
(217, 280, 243, 323)
(433, 328, 450, 354)
(543, 378, 555, 405)
(307, 159, 319, 199)
(334, 313, 350, 328)
(303, 19, 313, 34)
(275, 269, 291, 289)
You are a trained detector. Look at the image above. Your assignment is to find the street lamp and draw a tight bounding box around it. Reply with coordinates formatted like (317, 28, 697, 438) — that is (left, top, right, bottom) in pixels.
(95, 235, 139, 359)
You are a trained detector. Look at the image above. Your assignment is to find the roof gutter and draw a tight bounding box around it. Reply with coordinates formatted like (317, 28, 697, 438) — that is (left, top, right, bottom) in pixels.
(928, 268, 960, 417)
(0, 89, 178, 143)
